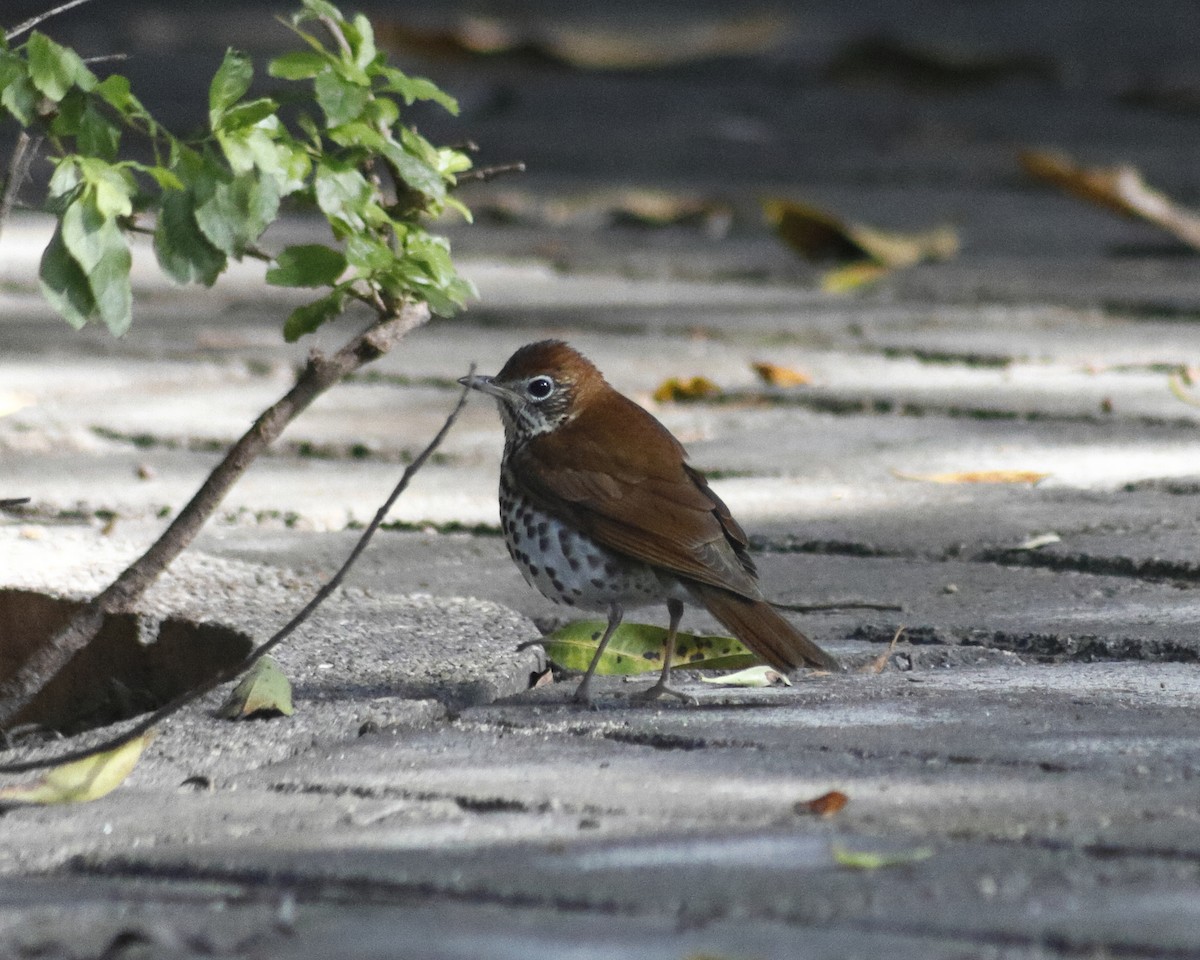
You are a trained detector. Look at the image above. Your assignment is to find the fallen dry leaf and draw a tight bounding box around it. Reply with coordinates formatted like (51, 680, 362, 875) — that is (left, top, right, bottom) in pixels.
(762, 198, 959, 291)
(379, 12, 786, 70)
(827, 37, 1055, 90)
(1168, 367, 1200, 407)
(699, 665, 791, 688)
(652, 376, 721, 403)
(0, 733, 151, 807)
(218, 656, 294, 720)
(861, 627, 905, 675)
(469, 188, 731, 235)
(1020, 149, 1200, 250)
(1015, 532, 1061, 550)
(751, 361, 812, 387)
(892, 469, 1050, 485)
(798, 790, 850, 817)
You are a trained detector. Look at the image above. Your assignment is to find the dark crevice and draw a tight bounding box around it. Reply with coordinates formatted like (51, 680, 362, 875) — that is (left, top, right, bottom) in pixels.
(596, 729, 763, 752)
(976, 548, 1200, 585)
(849, 623, 1200, 664)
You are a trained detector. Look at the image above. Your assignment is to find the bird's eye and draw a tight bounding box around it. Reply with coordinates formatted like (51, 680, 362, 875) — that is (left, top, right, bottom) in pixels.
(526, 375, 555, 400)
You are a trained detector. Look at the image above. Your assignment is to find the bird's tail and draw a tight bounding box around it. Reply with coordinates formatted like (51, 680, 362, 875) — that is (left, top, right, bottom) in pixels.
(690, 583, 842, 674)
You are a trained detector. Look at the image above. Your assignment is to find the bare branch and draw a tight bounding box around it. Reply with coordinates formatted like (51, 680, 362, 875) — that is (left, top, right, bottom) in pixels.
(455, 162, 527, 186)
(0, 133, 41, 240)
(0, 301, 432, 730)
(0, 369, 474, 775)
(6, 0, 99, 41)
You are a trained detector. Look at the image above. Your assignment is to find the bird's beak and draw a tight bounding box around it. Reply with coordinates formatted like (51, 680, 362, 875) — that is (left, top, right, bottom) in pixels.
(458, 373, 520, 404)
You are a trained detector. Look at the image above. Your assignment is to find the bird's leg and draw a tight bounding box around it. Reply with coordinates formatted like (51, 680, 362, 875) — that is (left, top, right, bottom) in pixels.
(574, 601, 623, 706)
(632, 598, 696, 705)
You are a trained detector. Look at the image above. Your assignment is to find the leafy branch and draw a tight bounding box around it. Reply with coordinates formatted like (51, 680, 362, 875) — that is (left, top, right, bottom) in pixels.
(0, 0, 476, 337)
(0, 0, 508, 732)
(0, 372, 473, 774)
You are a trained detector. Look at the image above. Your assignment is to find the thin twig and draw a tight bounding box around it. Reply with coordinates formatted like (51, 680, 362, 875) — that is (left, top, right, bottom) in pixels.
(455, 162, 527, 185)
(0, 133, 41, 241)
(0, 369, 474, 775)
(81, 53, 129, 66)
(0, 302, 431, 729)
(773, 599, 903, 613)
(6, 0, 99, 40)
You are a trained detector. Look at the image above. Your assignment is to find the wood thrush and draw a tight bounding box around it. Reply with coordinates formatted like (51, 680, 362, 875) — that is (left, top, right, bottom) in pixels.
(461, 340, 841, 703)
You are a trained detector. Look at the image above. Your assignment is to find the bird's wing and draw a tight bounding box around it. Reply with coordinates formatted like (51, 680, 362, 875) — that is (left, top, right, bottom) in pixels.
(513, 391, 760, 596)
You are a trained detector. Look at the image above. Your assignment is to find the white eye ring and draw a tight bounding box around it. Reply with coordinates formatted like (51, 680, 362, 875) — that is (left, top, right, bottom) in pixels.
(527, 375, 555, 401)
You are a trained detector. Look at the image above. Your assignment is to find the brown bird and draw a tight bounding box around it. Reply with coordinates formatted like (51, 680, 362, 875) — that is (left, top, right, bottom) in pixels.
(461, 340, 841, 703)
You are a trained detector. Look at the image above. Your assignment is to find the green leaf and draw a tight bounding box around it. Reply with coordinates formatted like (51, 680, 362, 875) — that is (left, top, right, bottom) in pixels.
(154, 189, 227, 286)
(94, 74, 152, 124)
(344, 233, 395, 273)
(218, 97, 278, 132)
(376, 66, 459, 114)
(297, 0, 343, 22)
(209, 48, 253, 126)
(283, 287, 347, 341)
(217, 656, 294, 719)
(831, 844, 934, 870)
(268, 50, 329, 80)
(314, 69, 369, 126)
(267, 244, 347, 287)
(78, 158, 134, 218)
(0, 69, 37, 125)
(349, 13, 377, 69)
(313, 159, 378, 232)
(541, 621, 758, 676)
(125, 161, 184, 191)
(61, 196, 118, 272)
(59, 191, 133, 334)
(194, 170, 280, 256)
(26, 31, 96, 101)
(87, 232, 133, 335)
(77, 101, 121, 161)
(38, 224, 95, 329)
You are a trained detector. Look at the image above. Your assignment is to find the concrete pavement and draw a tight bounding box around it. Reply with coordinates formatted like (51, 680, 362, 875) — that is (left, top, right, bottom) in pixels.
(4, 0, 1200, 956)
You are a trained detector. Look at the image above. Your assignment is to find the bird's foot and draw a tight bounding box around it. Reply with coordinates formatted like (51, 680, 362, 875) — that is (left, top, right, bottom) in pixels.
(631, 681, 697, 706)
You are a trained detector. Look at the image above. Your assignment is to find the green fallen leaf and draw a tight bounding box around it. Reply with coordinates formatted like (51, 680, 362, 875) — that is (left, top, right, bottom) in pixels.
(218, 656, 294, 719)
(699, 665, 791, 688)
(0, 733, 151, 806)
(831, 843, 933, 870)
(541, 620, 758, 676)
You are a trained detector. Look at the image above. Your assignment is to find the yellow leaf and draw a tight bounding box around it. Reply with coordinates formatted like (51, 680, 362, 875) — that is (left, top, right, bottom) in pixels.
(1168, 369, 1200, 408)
(652, 376, 721, 403)
(0, 733, 151, 806)
(820, 261, 892, 292)
(832, 843, 933, 870)
(750, 361, 812, 387)
(1020, 149, 1200, 250)
(892, 469, 1050, 485)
